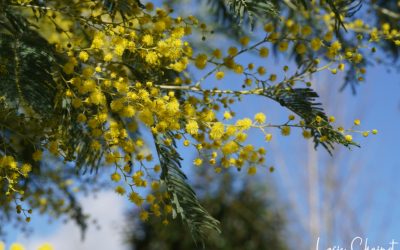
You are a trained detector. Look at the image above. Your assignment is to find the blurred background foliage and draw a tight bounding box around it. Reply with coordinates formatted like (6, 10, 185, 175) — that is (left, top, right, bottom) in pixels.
(127, 165, 288, 250)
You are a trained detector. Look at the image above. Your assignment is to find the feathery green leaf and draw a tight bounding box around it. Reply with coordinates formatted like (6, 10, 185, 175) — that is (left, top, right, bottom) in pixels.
(153, 132, 220, 242)
(263, 85, 359, 153)
(0, 31, 58, 116)
(226, 0, 279, 30)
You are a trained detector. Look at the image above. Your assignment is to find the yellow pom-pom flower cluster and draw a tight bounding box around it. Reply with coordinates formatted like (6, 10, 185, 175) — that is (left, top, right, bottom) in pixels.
(0, 242, 53, 250)
(0, 0, 380, 228)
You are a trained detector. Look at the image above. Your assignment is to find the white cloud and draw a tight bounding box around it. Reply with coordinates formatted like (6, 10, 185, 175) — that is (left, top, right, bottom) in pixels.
(21, 191, 130, 250)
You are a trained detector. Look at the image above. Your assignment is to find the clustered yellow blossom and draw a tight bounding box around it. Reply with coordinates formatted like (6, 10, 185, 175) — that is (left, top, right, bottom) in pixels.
(0, 242, 53, 250)
(0, 155, 32, 201)
(0, 0, 380, 227)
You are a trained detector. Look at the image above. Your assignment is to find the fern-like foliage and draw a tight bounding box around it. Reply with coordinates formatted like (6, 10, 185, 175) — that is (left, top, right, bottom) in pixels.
(325, 0, 363, 31)
(153, 132, 220, 242)
(263, 85, 358, 153)
(64, 120, 104, 173)
(0, 7, 98, 234)
(203, 0, 362, 32)
(298, 0, 363, 31)
(0, 29, 58, 116)
(0, 103, 42, 164)
(206, 0, 239, 27)
(0, 9, 61, 164)
(226, 0, 279, 29)
(102, 0, 144, 21)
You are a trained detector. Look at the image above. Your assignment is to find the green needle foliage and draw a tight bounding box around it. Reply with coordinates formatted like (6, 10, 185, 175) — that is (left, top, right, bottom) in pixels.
(226, 0, 279, 29)
(154, 132, 220, 241)
(263, 85, 358, 152)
